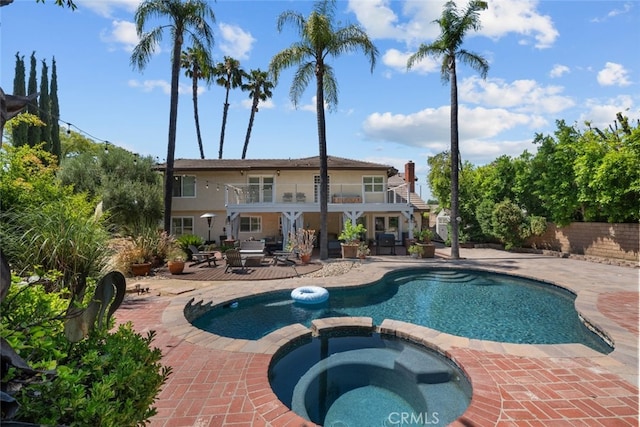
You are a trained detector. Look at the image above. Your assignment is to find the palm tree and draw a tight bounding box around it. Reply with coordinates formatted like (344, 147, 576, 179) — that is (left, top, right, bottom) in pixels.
(213, 56, 245, 159)
(407, 0, 488, 259)
(130, 0, 215, 233)
(181, 46, 213, 159)
(269, 0, 378, 260)
(241, 69, 274, 159)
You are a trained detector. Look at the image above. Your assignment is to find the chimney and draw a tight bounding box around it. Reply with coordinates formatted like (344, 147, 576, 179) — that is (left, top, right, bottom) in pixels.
(405, 161, 416, 193)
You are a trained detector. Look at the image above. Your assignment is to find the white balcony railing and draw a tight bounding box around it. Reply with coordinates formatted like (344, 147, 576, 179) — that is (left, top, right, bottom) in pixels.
(224, 183, 410, 206)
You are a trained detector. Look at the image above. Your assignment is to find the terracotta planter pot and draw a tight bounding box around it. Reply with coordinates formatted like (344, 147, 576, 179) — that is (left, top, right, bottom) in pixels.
(341, 243, 359, 259)
(300, 254, 311, 264)
(417, 243, 436, 258)
(167, 260, 185, 275)
(130, 262, 152, 276)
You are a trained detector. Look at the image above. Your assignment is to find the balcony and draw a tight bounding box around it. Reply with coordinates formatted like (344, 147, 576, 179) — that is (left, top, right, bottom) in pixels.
(224, 183, 410, 207)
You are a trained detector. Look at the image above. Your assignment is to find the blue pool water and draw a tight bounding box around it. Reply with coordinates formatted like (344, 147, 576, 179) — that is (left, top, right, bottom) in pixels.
(192, 268, 613, 353)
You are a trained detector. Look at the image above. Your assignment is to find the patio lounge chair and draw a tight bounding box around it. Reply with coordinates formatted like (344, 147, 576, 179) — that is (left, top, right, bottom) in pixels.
(224, 249, 248, 274)
(189, 245, 219, 267)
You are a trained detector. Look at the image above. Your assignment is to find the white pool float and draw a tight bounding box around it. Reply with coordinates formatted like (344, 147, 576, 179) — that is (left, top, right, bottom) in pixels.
(291, 286, 329, 304)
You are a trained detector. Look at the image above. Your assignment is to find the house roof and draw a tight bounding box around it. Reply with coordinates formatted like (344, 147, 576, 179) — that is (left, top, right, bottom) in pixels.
(388, 173, 430, 211)
(156, 155, 398, 176)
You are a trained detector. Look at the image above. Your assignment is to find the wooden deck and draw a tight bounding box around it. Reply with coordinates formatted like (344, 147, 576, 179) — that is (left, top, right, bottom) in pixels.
(160, 257, 323, 281)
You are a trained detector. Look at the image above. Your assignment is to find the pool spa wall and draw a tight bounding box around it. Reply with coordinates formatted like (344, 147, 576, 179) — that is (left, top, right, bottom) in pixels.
(268, 322, 473, 426)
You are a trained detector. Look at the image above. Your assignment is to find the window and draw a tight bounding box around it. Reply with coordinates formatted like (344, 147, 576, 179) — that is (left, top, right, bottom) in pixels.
(171, 217, 194, 236)
(363, 176, 384, 192)
(314, 175, 330, 203)
(240, 216, 262, 232)
(247, 176, 274, 203)
(173, 175, 196, 197)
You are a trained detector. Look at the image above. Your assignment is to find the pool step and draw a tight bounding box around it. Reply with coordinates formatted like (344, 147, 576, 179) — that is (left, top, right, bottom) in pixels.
(394, 345, 452, 384)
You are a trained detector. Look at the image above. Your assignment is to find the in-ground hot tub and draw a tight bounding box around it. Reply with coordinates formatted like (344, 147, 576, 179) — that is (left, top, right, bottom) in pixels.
(269, 329, 471, 426)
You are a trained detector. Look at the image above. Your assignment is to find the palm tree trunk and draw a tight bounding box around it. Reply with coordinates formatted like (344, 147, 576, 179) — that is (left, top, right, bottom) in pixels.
(316, 67, 329, 260)
(192, 70, 205, 159)
(242, 96, 258, 159)
(163, 35, 183, 234)
(449, 62, 460, 259)
(191, 64, 204, 159)
(218, 88, 230, 159)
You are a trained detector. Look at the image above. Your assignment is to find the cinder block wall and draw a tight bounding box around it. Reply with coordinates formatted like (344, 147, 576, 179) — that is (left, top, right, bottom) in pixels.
(527, 222, 639, 262)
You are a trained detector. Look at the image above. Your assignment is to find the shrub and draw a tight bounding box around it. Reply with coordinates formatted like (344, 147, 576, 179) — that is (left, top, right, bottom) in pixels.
(176, 234, 204, 260)
(1, 273, 171, 426)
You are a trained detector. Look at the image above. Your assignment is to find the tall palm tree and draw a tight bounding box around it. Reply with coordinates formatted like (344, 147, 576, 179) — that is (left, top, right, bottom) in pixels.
(130, 0, 215, 233)
(407, 0, 488, 259)
(213, 56, 245, 159)
(181, 46, 213, 159)
(241, 69, 274, 159)
(269, 0, 378, 259)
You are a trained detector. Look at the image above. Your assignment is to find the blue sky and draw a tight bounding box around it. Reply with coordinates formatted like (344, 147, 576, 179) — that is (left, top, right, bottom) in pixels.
(1, 0, 638, 198)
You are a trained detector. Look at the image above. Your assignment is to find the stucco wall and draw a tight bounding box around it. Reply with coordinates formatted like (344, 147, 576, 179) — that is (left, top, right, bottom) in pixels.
(526, 222, 639, 262)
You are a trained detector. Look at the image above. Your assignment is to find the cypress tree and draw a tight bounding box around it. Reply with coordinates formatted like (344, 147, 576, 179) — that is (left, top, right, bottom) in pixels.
(50, 57, 61, 162)
(11, 52, 28, 146)
(26, 52, 40, 146)
(39, 59, 51, 151)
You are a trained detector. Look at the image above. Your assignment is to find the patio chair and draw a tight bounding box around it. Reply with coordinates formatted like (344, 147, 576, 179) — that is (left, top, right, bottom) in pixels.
(189, 245, 219, 267)
(224, 249, 248, 274)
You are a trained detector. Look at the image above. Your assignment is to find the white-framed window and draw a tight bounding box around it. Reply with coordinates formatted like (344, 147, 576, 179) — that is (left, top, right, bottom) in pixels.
(363, 176, 384, 193)
(173, 175, 196, 197)
(240, 216, 262, 232)
(171, 217, 194, 236)
(247, 176, 274, 203)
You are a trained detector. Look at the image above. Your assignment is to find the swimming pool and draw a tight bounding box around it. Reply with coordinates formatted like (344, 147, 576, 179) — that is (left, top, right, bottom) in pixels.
(191, 268, 613, 353)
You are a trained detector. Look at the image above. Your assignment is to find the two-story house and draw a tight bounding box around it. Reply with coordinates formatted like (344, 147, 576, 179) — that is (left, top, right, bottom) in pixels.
(158, 156, 428, 251)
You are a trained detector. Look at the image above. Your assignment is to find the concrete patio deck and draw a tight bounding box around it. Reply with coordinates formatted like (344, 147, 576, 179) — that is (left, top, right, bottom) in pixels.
(116, 248, 639, 426)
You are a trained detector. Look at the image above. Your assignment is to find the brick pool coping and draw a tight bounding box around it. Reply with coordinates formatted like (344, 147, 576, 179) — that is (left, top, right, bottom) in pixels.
(119, 248, 638, 426)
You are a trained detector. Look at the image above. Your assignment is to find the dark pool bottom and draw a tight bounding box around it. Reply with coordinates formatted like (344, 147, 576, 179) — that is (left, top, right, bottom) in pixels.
(269, 331, 472, 426)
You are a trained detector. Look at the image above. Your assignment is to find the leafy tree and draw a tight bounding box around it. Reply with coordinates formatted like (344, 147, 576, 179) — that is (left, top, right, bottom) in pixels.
(58, 142, 163, 233)
(407, 0, 489, 259)
(11, 52, 28, 147)
(27, 52, 40, 146)
(0, 144, 62, 213)
(38, 59, 52, 150)
(490, 199, 525, 250)
(213, 56, 245, 159)
(131, 0, 215, 233)
(181, 46, 213, 159)
(50, 57, 61, 161)
(241, 68, 274, 159)
(269, 0, 378, 259)
(531, 121, 581, 225)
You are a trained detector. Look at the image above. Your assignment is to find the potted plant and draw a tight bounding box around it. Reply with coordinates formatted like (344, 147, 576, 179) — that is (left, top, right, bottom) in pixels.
(408, 244, 423, 258)
(416, 228, 434, 243)
(357, 241, 371, 259)
(289, 229, 316, 263)
(338, 222, 366, 258)
(167, 248, 186, 274)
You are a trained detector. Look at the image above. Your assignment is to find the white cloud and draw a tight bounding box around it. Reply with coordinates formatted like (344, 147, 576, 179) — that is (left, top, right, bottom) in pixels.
(579, 95, 638, 128)
(77, 0, 140, 18)
(128, 79, 191, 95)
(218, 23, 255, 60)
(459, 76, 575, 114)
(385, 49, 439, 74)
(479, 0, 559, 49)
(597, 62, 631, 87)
(549, 64, 570, 78)
(349, 0, 559, 49)
(100, 20, 139, 52)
